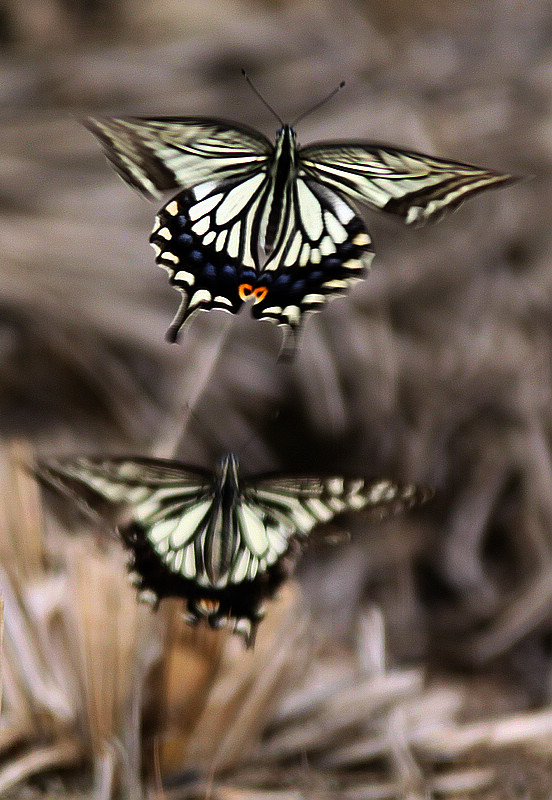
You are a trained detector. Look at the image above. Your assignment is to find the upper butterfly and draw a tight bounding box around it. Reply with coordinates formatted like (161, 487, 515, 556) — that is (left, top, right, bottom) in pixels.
(84, 104, 517, 345)
(35, 453, 431, 645)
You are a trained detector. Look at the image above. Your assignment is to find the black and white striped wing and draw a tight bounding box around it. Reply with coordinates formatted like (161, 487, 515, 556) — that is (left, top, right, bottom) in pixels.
(150, 176, 374, 340)
(35, 457, 264, 635)
(35, 456, 213, 525)
(36, 457, 432, 643)
(251, 179, 375, 329)
(35, 456, 317, 616)
(246, 474, 429, 537)
(300, 143, 517, 226)
(83, 116, 272, 199)
(35, 456, 269, 618)
(35, 458, 340, 593)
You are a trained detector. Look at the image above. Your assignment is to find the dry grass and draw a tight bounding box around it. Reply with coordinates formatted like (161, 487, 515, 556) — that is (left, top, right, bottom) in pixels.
(0, 444, 552, 798)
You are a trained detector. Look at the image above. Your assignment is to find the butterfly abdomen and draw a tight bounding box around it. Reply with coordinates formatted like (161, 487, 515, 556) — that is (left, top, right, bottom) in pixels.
(203, 456, 241, 584)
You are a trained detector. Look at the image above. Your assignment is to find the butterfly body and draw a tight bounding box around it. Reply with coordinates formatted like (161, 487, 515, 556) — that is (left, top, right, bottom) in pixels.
(35, 452, 431, 644)
(118, 455, 293, 634)
(85, 111, 516, 345)
(151, 178, 371, 341)
(147, 122, 373, 340)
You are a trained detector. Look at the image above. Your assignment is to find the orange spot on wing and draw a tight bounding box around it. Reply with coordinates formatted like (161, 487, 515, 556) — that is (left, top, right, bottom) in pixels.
(239, 283, 254, 300)
(239, 284, 268, 304)
(252, 287, 268, 303)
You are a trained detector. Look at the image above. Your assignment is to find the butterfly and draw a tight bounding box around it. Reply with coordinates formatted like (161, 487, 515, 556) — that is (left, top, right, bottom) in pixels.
(35, 453, 432, 644)
(84, 97, 517, 347)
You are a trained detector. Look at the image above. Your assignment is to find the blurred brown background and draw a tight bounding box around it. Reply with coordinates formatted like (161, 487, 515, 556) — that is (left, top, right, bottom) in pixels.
(0, 0, 551, 797)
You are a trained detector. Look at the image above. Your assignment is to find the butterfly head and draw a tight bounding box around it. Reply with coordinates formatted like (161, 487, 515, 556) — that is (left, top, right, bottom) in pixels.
(275, 123, 296, 139)
(215, 453, 241, 494)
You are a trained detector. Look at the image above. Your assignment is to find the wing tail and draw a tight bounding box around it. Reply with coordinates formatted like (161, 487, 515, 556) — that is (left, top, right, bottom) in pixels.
(165, 294, 191, 343)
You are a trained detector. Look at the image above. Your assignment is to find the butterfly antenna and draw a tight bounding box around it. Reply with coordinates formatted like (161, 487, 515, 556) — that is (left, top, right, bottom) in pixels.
(241, 69, 284, 126)
(235, 406, 281, 465)
(291, 81, 346, 127)
(181, 401, 233, 458)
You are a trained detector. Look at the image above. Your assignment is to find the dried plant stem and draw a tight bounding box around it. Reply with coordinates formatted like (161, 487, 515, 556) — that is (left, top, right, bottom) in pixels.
(206, 604, 310, 773)
(258, 668, 424, 762)
(183, 587, 309, 772)
(93, 746, 117, 800)
(468, 564, 552, 663)
(153, 315, 235, 459)
(0, 594, 3, 715)
(0, 562, 73, 722)
(0, 738, 82, 795)
(417, 705, 552, 759)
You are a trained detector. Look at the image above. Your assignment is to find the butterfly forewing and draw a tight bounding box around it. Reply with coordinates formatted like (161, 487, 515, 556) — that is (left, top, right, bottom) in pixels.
(83, 116, 272, 200)
(37, 456, 213, 524)
(299, 143, 517, 225)
(248, 474, 430, 534)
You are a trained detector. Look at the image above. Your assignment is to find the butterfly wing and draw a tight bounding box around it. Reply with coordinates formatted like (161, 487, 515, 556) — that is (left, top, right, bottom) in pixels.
(83, 116, 273, 199)
(300, 143, 518, 226)
(246, 473, 431, 538)
(251, 179, 374, 331)
(35, 455, 218, 589)
(34, 456, 305, 641)
(35, 456, 213, 527)
(150, 175, 374, 341)
(150, 175, 272, 339)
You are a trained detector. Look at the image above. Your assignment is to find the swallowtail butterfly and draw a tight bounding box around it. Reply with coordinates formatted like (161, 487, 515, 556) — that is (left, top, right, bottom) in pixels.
(36, 453, 431, 644)
(84, 97, 517, 347)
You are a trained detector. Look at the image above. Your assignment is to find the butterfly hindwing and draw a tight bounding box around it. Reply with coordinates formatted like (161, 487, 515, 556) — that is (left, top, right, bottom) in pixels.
(150, 175, 374, 340)
(299, 142, 517, 226)
(251, 178, 374, 329)
(150, 182, 267, 340)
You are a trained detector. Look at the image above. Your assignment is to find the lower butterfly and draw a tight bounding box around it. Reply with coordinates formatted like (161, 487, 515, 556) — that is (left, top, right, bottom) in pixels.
(35, 453, 432, 644)
(84, 105, 518, 350)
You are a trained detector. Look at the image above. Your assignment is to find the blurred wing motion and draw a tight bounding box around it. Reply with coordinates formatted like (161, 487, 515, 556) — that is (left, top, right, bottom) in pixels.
(85, 115, 517, 345)
(35, 454, 432, 645)
(83, 116, 272, 200)
(300, 143, 517, 226)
